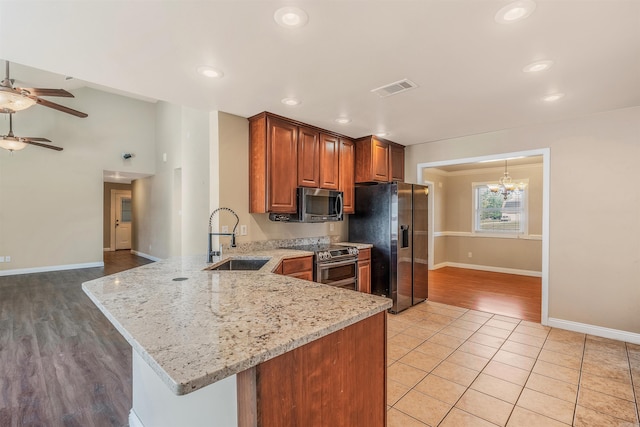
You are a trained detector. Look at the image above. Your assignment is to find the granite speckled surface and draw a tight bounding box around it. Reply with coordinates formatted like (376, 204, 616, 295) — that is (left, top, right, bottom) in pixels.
(335, 242, 374, 250)
(82, 249, 390, 396)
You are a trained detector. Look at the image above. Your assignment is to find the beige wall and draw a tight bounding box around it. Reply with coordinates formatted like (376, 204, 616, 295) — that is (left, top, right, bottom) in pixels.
(406, 106, 640, 334)
(427, 164, 543, 272)
(103, 182, 132, 249)
(0, 88, 156, 271)
(215, 112, 347, 245)
(132, 103, 210, 259)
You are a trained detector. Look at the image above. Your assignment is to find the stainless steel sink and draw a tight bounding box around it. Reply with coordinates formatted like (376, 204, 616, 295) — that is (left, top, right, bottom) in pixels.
(209, 258, 269, 271)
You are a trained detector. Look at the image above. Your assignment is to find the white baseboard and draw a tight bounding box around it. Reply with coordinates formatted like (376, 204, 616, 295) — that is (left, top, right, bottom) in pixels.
(131, 250, 162, 262)
(0, 261, 105, 277)
(548, 317, 640, 345)
(129, 410, 144, 427)
(432, 262, 542, 278)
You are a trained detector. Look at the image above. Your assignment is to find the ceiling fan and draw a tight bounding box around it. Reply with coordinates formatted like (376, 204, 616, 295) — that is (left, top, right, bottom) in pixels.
(0, 113, 62, 152)
(0, 60, 88, 118)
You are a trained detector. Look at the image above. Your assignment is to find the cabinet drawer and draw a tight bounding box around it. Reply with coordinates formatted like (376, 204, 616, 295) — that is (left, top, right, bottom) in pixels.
(282, 256, 313, 275)
(358, 248, 371, 261)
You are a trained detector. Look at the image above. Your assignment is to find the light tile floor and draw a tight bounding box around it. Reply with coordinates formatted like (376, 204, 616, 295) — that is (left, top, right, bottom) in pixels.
(387, 301, 640, 427)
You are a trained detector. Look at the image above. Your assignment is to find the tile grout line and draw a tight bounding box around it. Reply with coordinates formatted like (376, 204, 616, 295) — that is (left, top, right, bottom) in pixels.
(572, 332, 587, 426)
(391, 305, 493, 425)
(625, 342, 640, 424)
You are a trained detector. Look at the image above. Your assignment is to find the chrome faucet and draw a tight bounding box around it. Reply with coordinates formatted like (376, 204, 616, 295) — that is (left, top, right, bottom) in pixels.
(208, 207, 239, 262)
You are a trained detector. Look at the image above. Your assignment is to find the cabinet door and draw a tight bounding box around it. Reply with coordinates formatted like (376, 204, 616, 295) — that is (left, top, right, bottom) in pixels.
(297, 126, 320, 188)
(390, 144, 405, 182)
(267, 117, 298, 212)
(319, 133, 340, 190)
(372, 138, 390, 182)
(358, 260, 371, 293)
(339, 138, 355, 214)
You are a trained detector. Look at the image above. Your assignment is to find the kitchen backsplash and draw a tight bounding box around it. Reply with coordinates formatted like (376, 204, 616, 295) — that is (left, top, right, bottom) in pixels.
(226, 235, 341, 254)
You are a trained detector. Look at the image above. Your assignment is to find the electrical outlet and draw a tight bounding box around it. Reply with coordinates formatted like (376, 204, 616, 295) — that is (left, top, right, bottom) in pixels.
(468, 252, 472, 258)
(5, 256, 10, 262)
(240, 225, 248, 236)
(221, 225, 229, 233)
(329, 223, 335, 232)
(0, 256, 4, 263)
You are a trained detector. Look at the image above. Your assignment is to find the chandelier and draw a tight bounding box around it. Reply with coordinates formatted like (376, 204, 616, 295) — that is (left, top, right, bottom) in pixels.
(487, 160, 526, 199)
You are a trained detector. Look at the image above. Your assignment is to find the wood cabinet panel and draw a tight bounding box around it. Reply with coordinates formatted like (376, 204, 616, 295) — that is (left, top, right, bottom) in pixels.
(237, 312, 387, 427)
(319, 133, 340, 190)
(355, 135, 405, 184)
(267, 117, 298, 212)
(372, 138, 390, 182)
(281, 256, 313, 276)
(358, 248, 371, 293)
(390, 144, 405, 182)
(249, 113, 299, 213)
(339, 138, 355, 214)
(297, 126, 320, 188)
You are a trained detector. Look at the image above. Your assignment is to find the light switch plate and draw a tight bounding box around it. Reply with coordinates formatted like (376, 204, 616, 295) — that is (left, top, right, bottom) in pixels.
(0, 256, 4, 263)
(240, 225, 247, 236)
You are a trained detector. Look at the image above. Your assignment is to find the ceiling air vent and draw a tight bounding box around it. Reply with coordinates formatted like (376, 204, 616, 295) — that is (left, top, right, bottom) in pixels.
(370, 79, 418, 98)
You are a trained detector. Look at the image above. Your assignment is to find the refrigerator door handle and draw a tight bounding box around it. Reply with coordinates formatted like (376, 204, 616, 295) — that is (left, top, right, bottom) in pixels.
(400, 225, 410, 248)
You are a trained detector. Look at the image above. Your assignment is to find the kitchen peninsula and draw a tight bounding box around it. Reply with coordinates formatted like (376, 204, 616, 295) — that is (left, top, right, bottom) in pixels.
(83, 249, 391, 427)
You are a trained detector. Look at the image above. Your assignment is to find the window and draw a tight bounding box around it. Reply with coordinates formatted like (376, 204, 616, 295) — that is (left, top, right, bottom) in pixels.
(473, 183, 527, 234)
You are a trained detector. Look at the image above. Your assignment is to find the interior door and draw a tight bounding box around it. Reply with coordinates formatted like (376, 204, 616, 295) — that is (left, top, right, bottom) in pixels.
(115, 193, 132, 250)
(413, 184, 429, 304)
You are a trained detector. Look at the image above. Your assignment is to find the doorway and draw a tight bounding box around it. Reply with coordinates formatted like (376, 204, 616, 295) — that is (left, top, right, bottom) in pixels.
(417, 148, 550, 324)
(103, 180, 133, 252)
(112, 190, 132, 250)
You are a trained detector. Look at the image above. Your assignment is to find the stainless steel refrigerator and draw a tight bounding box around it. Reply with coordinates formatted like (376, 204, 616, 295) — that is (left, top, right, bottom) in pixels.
(349, 182, 429, 313)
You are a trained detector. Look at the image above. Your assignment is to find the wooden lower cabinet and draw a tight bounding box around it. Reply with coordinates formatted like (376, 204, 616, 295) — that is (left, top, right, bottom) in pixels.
(275, 255, 314, 282)
(358, 248, 371, 293)
(237, 311, 387, 427)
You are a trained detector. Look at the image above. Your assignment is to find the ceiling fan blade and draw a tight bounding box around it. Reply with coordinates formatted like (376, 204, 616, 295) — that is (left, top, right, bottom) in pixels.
(29, 96, 88, 118)
(23, 139, 63, 151)
(22, 136, 52, 142)
(19, 87, 74, 98)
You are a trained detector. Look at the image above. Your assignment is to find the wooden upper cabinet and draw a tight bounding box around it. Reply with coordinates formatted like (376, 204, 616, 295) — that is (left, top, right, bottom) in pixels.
(250, 112, 376, 214)
(249, 114, 298, 213)
(297, 126, 320, 188)
(390, 144, 405, 182)
(319, 133, 340, 190)
(339, 138, 355, 214)
(355, 135, 405, 183)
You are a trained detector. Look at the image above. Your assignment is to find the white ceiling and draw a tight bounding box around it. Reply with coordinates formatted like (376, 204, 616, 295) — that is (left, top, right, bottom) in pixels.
(1, 1, 638, 146)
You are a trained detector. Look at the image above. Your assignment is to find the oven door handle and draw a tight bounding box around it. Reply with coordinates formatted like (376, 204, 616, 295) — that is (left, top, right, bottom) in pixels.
(323, 277, 358, 287)
(317, 258, 358, 269)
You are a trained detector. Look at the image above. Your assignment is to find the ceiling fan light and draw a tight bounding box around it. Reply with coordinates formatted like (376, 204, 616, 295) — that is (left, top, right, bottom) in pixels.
(0, 89, 36, 112)
(0, 137, 28, 151)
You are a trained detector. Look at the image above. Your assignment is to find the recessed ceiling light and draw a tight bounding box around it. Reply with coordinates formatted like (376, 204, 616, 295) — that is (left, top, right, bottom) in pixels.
(274, 7, 309, 28)
(495, 0, 536, 23)
(542, 93, 564, 102)
(523, 60, 554, 73)
(335, 117, 351, 124)
(376, 132, 390, 137)
(197, 66, 224, 78)
(281, 97, 301, 106)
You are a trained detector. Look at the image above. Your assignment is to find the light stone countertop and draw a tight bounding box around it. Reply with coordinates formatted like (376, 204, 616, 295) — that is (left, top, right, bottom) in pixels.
(82, 250, 391, 396)
(335, 242, 374, 250)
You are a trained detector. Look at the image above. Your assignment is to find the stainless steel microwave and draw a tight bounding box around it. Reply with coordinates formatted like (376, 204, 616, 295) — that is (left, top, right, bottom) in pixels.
(269, 188, 344, 223)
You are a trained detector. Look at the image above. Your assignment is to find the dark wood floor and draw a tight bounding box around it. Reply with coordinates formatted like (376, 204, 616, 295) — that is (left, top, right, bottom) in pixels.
(0, 251, 153, 427)
(427, 267, 542, 322)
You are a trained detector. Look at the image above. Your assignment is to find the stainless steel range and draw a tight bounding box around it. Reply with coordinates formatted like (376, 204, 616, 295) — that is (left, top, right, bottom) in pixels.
(287, 244, 359, 291)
